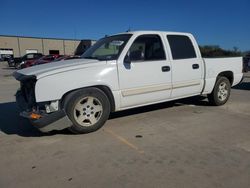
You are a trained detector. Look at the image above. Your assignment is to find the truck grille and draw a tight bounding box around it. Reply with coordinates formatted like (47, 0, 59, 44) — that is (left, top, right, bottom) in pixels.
(20, 78, 36, 110)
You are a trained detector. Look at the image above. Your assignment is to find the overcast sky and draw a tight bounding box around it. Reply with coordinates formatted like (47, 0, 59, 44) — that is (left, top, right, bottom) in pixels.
(1, 0, 249, 51)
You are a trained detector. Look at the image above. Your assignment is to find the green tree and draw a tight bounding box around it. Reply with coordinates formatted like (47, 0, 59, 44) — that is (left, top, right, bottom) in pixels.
(199, 45, 242, 58)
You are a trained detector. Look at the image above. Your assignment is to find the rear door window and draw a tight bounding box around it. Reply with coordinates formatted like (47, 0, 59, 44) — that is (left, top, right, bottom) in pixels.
(167, 35, 197, 60)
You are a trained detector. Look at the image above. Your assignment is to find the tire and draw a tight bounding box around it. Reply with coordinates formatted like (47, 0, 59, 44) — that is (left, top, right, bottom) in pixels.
(65, 88, 110, 134)
(208, 76, 231, 106)
(15, 63, 20, 69)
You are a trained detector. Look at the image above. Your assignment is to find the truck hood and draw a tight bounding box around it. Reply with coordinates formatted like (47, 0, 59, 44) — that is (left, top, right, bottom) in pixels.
(13, 58, 105, 80)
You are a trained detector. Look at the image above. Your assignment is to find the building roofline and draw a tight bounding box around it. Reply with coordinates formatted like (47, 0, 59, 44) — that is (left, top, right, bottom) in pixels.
(0, 34, 94, 41)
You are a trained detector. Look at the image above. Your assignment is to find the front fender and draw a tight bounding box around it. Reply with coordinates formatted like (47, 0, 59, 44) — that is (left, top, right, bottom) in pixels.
(35, 64, 118, 102)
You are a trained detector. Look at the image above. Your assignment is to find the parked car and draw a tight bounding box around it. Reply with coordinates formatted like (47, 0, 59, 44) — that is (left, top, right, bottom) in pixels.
(0, 54, 13, 62)
(8, 53, 43, 68)
(244, 53, 250, 72)
(243, 57, 249, 72)
(8, 57, 22, 67)
(14, 31, 244, 134)
(20, 54, 61, 69)
(52, 55, 81, 62)
(0, 49, 14, 62)
(34, 54, 62, 65)
(8, 57, 21, 67)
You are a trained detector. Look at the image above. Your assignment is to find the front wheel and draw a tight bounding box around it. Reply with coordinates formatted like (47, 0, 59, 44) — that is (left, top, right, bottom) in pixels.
(208, 76, 231, 106)
(65, 88, 111, 134)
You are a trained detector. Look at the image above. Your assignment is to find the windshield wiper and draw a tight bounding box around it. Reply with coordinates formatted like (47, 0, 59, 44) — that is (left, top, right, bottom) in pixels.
(81, 56, 98, 59)
(82, 56, 109, 61)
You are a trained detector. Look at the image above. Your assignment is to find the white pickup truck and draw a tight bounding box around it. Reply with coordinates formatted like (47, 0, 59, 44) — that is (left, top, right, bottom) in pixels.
(14, 31, 244, 134)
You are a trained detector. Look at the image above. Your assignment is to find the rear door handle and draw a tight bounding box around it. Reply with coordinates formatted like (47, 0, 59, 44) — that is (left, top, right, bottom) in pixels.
(192, 64, 199, 69)
(162, 66, 170, 72)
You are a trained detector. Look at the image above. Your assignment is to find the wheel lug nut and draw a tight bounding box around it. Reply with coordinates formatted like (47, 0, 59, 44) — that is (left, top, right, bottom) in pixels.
(83, 108, 86, 111)
(91, 112, 94, 114)
(87, 105, 90, 108)
(91, 107, 94, 110)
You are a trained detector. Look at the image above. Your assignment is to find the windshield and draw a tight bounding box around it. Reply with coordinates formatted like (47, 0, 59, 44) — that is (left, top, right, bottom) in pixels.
(81, 34, 132, 61)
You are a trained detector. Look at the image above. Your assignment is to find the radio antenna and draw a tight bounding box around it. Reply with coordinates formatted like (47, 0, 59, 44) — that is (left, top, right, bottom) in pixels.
(126, 26, 131, 32)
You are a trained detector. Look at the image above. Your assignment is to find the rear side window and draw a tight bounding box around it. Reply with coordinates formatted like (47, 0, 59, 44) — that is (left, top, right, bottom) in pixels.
(167, 35, 196, 60)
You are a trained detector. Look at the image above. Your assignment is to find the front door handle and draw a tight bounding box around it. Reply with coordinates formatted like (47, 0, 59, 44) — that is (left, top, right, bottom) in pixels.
(192, 64, 199, 69)
(162, 66, 170, 72)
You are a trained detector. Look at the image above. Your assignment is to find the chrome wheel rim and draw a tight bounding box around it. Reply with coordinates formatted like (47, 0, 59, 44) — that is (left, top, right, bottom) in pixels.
(217, 82, 228, 101)
(73, 96, 103, 127)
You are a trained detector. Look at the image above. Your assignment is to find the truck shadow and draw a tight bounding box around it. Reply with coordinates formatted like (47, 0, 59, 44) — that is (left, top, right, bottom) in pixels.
(0, 96, 209, 137)
(110, 96, 209, 120)
(0, 102, 44, 137)
(232, 82, 250, 91)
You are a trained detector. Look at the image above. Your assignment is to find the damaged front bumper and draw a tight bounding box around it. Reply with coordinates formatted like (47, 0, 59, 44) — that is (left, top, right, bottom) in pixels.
(16, 90, 71, 132)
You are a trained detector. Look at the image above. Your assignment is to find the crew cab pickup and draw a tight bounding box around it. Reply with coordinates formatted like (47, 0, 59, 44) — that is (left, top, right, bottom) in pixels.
(13, 31, 244, 134)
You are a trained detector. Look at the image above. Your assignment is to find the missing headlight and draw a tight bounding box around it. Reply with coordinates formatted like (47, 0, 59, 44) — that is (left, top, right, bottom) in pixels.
(45, 100, 59, 113)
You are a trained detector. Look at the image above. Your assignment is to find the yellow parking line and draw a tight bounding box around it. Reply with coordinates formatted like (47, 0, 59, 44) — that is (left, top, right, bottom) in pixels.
(104, 128, 144, 154)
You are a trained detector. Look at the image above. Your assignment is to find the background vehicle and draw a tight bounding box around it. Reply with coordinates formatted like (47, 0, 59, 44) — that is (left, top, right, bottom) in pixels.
(0, 49, 14, 62)
(8, 57, 21, 67)
(0, 54, 13, 62)
(14, 31, 243, 134)
(52, 55, 81, 62)
(243, 53, 250, 72)
(20, 55, 81, 69)
(34, 54, 62, 66)
(8, 53, 43, 68)
(243, 57, 248, 72)
(20, 54, 61, 69)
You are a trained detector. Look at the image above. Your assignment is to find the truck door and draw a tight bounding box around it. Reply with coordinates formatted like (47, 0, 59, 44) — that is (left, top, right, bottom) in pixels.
(118, 34, 172, 108)
(166, 35, 203, 98)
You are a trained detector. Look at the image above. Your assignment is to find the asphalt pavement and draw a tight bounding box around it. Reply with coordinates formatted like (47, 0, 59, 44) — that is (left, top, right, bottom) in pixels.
(0, 61, 250, 188)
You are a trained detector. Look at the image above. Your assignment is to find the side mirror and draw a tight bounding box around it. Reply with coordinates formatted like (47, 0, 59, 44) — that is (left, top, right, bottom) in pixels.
(124, 50, 144, 64)
(124, 54, 131, 64)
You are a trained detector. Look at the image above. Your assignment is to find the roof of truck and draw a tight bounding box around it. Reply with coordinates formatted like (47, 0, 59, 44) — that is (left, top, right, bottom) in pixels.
(117, 30, 193, 36)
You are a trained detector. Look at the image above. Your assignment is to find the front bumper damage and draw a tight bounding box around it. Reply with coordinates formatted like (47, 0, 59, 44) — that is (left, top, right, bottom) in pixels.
(16, 90, 71, 132)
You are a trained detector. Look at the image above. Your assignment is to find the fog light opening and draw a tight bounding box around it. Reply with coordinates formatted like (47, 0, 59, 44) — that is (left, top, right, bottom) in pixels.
(30, 113, 42, 120)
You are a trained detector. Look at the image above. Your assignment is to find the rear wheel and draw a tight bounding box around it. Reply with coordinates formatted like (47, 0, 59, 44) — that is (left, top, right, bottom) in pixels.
(208, 76, 231, 106)
(65, 88, 110, 134)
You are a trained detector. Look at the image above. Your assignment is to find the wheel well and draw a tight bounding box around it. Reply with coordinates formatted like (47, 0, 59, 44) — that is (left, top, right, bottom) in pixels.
(61, 85, 116, 112)
(94, 85, 116, 112)
(217, 71, 234, 85)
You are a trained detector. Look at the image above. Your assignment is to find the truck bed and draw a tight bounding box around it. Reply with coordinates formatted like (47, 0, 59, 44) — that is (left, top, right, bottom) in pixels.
(202, 57, 243, 94)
